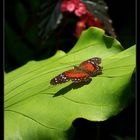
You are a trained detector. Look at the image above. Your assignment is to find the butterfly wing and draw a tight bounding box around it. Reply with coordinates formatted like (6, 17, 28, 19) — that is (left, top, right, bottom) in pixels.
(64, 68, 91, 83)
(50, 72, 70, 85)
(79, 57, 102, 76)
(50, 68, 90, 85)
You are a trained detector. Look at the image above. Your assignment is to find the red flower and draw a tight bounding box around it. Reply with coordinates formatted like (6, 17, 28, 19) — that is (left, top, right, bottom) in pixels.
(75, 3, 87, 17)
(61, 1, 75, 12)
(61, 0, 104, 37)
(75, 20, 86, 37)
(61, 0, 87, 17)
(74, 12, 104, 37)
(81, 12, 103, 28)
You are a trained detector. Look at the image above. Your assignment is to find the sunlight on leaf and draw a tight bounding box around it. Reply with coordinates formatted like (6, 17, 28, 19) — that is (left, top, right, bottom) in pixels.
(5, 27, 135, 140)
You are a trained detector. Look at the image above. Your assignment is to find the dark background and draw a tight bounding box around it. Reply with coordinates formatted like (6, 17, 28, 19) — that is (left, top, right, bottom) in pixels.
(5, 0, 136, 139)
(5, 0, 135, 73)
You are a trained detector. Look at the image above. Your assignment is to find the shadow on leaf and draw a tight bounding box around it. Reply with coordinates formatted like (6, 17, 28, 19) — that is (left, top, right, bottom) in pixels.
(53, 79, 92, 97)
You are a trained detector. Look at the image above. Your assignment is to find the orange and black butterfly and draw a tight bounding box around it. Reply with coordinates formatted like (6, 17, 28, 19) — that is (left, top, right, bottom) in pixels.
(50, 57, 102, 85)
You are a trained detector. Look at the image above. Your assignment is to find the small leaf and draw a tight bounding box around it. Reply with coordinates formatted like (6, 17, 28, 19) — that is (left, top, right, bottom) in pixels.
(38, 1, 62, 42)
(5, 27, 135, 140)
(81, 0, 116, 37)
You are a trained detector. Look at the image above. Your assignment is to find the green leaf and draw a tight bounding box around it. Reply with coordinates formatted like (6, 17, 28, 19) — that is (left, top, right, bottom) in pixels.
(4, 27, 136, 140)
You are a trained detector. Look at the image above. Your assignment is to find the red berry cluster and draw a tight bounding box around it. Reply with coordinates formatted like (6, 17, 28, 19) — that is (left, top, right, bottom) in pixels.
(61, 0, 87, 17)
(61, 0, 104, 37)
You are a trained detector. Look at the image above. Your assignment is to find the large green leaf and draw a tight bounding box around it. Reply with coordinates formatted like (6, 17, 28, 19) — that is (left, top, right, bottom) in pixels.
(4, 27, 135, 140)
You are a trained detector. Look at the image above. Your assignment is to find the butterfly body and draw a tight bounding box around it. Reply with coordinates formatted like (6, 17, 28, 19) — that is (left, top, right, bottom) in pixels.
(50, 57, 102, 85)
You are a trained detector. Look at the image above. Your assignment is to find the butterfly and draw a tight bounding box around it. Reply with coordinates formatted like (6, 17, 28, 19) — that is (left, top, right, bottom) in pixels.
(50, 57, 102, 85)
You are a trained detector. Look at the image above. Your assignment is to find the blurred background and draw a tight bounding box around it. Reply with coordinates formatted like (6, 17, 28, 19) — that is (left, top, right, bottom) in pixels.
(5, 0, 135, 73)
(5, 0, 136, 139)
